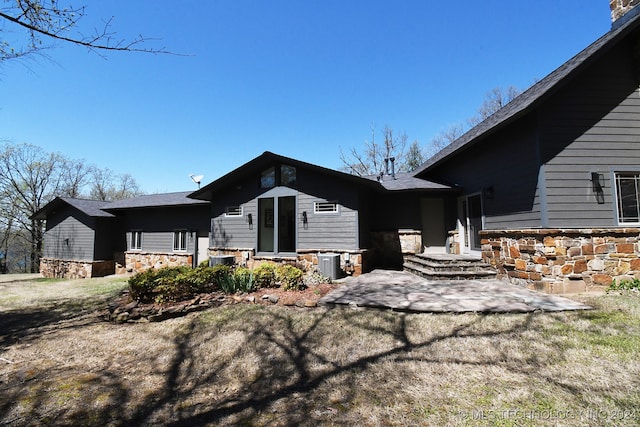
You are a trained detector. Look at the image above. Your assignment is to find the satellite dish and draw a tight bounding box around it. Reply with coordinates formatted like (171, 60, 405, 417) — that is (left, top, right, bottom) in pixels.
(189, 173, 204, 188)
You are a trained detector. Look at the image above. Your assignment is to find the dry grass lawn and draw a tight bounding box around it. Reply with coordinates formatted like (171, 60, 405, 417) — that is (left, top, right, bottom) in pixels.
(1, 275, 639, 426)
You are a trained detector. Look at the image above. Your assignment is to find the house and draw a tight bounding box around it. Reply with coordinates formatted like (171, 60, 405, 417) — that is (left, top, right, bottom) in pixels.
(188, 151, 454, 277)
(413, 1, 640, 292)
(103, 192, 210, 273)
(32, 198, 121, 278)
(34, 192, 210, 279)
(35, 1, 640, 292)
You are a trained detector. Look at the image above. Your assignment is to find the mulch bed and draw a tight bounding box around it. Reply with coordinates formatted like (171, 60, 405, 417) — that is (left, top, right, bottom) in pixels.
(103, 282, 340, 323)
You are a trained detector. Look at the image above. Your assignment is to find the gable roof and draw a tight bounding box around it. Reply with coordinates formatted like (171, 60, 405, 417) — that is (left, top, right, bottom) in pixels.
(414, 10, 640, 176)
(189, 151, 454, 200)
(31, 197, 115, 220)
(104, 191, 209, 211)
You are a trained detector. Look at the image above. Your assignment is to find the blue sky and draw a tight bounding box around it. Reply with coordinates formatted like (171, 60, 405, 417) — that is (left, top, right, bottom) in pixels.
(0, 1, 612, 193)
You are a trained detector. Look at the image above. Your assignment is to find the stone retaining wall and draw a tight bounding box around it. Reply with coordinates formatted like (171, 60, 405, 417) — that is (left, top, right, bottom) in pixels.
(119, 252, 193, 274)
(481, 228, 640, 293)
(40, 258, 115, 279)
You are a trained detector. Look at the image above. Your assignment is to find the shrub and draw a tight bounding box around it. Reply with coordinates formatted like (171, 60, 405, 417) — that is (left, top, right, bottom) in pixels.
(608, 277, 640, 293)
(153, 282, 192, 304)
(180, 265, 227, 293)
(218, 266, 254, 294)
(253, 263, 276, 288)
(128, 267, 189, 302)
(128, 265, 229, 303)
(234, 267, 255, 293)
(276, 264, 305, 291)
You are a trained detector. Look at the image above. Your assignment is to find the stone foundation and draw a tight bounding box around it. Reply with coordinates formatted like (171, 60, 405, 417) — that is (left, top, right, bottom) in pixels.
(209, 247, 369, 277)
(40, 258, 115, 279)
(121, 252, 194, 274)
(481, 228, 640, 293)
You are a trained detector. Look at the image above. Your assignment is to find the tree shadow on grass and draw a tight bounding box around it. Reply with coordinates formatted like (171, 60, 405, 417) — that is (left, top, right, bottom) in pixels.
(1, 303, 636, 426)
(0, 295, 115, 348)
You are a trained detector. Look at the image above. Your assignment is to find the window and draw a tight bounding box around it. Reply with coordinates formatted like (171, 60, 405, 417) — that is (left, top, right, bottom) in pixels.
(131, 231, 142, 250)
(314, 201, 339, 214)
(281, 164, 296, 187)
(616, 172, 640, 223)
(260, 167, 276, 189)
(225, 206, 243, 217)
(259, 164, 297, 189)
(173, 230, 188, 252)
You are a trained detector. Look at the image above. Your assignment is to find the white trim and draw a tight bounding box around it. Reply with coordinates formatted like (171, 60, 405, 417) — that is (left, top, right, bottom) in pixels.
(173, 230, 188, 252)
(130, 230, 142, 251)
(613, 171, 640, 226)
(224, 206, 243, 217)
(313, 201, 339, 214)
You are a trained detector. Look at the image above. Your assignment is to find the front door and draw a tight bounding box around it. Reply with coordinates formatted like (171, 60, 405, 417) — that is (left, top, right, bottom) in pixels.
(258, 195, 296, 254)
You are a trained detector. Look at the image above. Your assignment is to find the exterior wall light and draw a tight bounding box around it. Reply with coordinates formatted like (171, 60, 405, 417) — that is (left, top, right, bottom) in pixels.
(591, 172, 605, 204)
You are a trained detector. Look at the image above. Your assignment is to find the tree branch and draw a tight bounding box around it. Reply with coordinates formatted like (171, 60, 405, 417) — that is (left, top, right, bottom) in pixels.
(0, 9, 181, 57)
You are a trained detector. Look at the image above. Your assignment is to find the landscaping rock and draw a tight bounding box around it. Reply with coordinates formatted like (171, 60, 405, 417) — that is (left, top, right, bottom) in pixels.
(268, 295, 280, 304)
(281, 296, 297, 306)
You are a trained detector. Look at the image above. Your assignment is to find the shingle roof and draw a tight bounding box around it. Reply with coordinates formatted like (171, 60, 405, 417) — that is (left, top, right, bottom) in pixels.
(364, 172, 453, 191)
(62, 198, 115, 217)
(414, 9, 640, 176)
(31, 197, 115, 220)
(189, 151, 454, 200)
(189, 151, 386, 200)
(104, 191, 209, 210)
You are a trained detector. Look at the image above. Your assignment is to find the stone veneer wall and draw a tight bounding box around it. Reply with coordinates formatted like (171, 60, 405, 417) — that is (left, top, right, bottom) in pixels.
(611, 0, 640, 21)
(209, 247, 368, 277)
(40, 258, 115, 279)
(119, 252, 193, 274)
(481, 228, 640, 293)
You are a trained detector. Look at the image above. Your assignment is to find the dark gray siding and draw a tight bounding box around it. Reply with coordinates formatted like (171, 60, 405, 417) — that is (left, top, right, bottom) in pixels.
(121, 205, 210, 254)
(44, 213, 95, 261)
(298, 192, 358, 250)
(209, 165, 363, 251)
(540, 37, 640, 227)
(425, 114, 542, 230)
(211, 199, 257, 248)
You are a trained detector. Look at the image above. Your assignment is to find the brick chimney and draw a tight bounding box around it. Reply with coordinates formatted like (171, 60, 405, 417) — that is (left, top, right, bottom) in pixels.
(611, 0, 640, 23)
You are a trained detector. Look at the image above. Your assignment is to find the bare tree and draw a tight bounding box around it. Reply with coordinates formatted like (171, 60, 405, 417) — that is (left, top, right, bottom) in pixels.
(60, 158, 93, 198)
(405, 140, 425, 172)
(340, 125, 409, 176)
(0, 0, 173, 61)
(0, 142, 64, 272)
(468, 85, 521, 127)
(426, 123, 465, 158)
(0, 142, 142, 272)
(342, 86, 521, 173)
(424, 86, 521, 159)
(89, 168, 140, 201)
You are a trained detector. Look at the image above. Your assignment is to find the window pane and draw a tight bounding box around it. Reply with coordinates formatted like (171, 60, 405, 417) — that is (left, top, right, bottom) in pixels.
(260, 167, 276, 189)
(281, 165, 296, 187)
(174, 231, 187, 251)
(131, 231, 141, 250)
(617, 174, 640, 223)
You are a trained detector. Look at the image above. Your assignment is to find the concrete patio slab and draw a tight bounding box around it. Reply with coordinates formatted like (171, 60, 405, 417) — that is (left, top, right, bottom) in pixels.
(319, 270, 591, 313)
